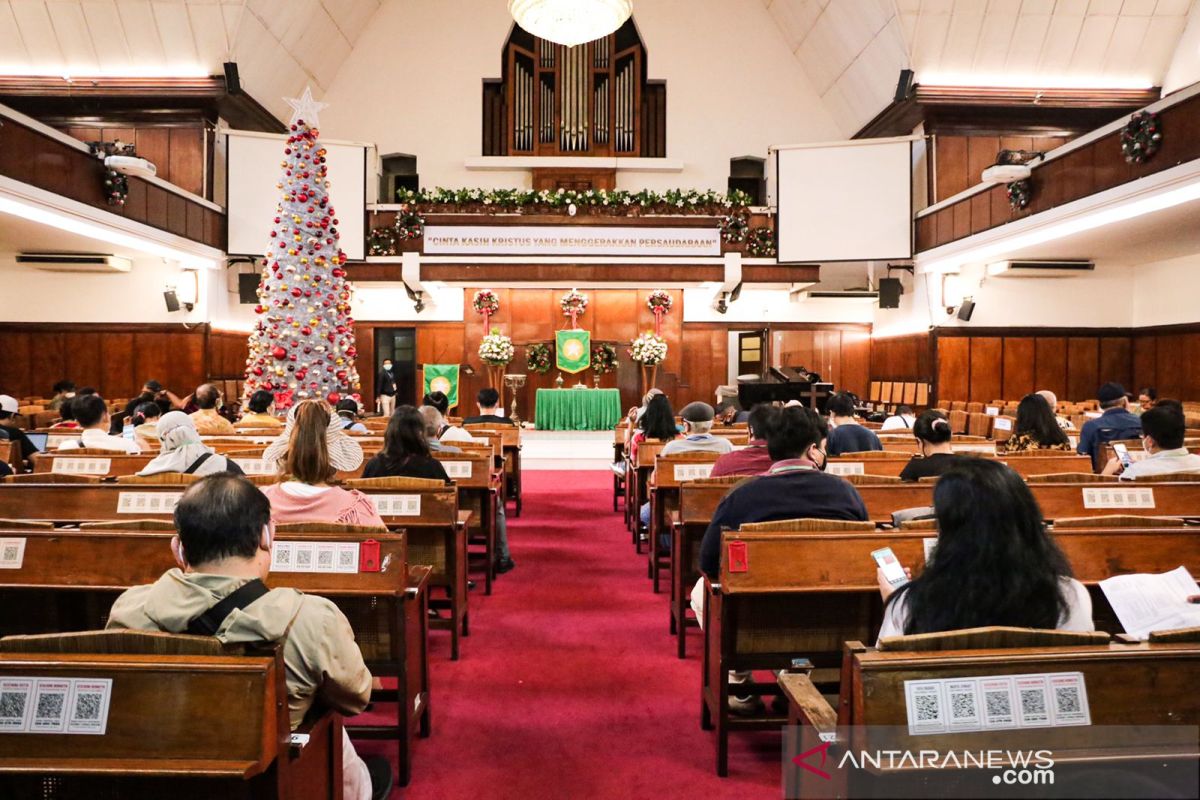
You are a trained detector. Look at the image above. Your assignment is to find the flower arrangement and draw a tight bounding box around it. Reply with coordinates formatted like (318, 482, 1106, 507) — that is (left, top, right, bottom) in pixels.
(1120, 110, 1162, 164)
(747, 226, 777, 258)
(629, 332, 668, 366)
(720, 213, 749, 244)
(1007, 179, 1032, 211)
(393, 186, 753, 214)
(473, 289, 500, 317)
(526, 343, 552, 374)
(394, 210, 425, 241)
(479, 328, 514, 366)
(591, 342, 618, 374)
(560, 289, 589, 321)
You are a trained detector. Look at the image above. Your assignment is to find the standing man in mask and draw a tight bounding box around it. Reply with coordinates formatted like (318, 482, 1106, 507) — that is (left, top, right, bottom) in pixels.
(377, 358, 398, 418)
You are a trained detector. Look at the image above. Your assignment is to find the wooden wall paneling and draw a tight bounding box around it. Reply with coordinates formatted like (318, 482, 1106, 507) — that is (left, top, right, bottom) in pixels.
(168, 127, 205, 197)
(1132, 334, 1157, 392)
(678, 327, 725, 408)
(1185, 335, 1200, 400)
(353, 323, 377, 408)
(134, 128, 171, 183)
(1058, 144, 1095, 201)
(934, 135, 968, 202)
(593, 289, 638, 342)
(1034, 337, 1068, 399)
(1066, 337, 1100, 403)
(966, 137, 999, 193)
(816, 330, 841, 388)
(935, 207, 954, 247)
(509, 289, 555, 343)
(968, 337, 1002, 403)
(166, 193, 189, 237)
(132, 332, 205, 400)
(0, 333, 33, 398)
(1098, 337, 1132, 390)
(415, 323, 466, 410)
(69, 333, 105, 395)
(1155, 334, 1186, 400)
(144, 184, 169, 229)
(99, 332, 136, 399)
(776, 330, 815, 373)
(1000, 337, 1036, 400)
(951, 200, 970, 241)
(936, 336, 970, 403)
(27, 333, 66, 397)
(840, 332, 871, 398)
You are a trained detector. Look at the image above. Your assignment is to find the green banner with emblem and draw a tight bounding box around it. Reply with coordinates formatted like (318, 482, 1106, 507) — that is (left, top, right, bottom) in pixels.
(556, 329, 591, 374)
(422, 364, 459, 409)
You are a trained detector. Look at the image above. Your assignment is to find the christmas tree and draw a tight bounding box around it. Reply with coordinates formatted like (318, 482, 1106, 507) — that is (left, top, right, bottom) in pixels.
(243, 88, 360, 409)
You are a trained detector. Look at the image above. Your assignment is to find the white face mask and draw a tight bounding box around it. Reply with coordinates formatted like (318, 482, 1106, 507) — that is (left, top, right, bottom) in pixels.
(383, 363, 392, 371)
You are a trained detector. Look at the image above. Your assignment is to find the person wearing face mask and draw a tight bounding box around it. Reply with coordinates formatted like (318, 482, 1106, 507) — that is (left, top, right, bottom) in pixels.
(898, 410, 971, 482)
(377, 359, 398, 417)
(1103, 403, 1200, 480)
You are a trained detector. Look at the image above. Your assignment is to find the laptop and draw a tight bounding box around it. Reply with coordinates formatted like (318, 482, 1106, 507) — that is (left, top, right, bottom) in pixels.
(24, 432, 48, 453)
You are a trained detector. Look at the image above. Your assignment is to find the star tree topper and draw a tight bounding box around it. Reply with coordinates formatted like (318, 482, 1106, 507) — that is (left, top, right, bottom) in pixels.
(285, 86, 329, 127)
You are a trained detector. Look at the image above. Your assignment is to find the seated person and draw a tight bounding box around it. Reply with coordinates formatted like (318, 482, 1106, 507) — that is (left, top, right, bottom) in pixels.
(1103, 403, 1200, 480)
(1036, 389, 1075, 431)
(710, 403, 776, 477)
(189, 383, 237, 435)
(898, 411, 970, 481)
(423, 391, 475, 443)
(825, 392, 882, 456)
(336, 399, 369, 434)
(47, 379, 76, 411)
(694, 406, 868, 714)
(0, 394, 41, 460)
(260, 400, 385, 527)
(1137, 386, 1157, 412)
(462, 387, 515, 426)
(130, 401, 163, 446)
(106, 474, 391, 800)
(1077, 382, 1142, 461)
(661, 402, 734, 456)
(999, 393, 1074, 453)
(363, 405, 450, 482)
(878, 458, 1093, 639)
(236, 390, 284, 429)
(879, 404, 917, 431)
(137, 412, 245, 478)
(627, 388, 665, 425)
(419, 406, 462, 453)
(56, 394, 141, 453)
(48, 396, 82, 429)
(629, 393, 680, 465)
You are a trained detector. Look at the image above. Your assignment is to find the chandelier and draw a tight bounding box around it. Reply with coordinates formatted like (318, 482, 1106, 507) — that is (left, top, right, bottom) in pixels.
(508, 0, 633, 48)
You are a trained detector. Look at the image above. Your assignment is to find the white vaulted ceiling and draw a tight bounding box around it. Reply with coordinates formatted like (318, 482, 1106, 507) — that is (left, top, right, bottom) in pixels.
(761, 0, 1196, 136)
(0, 0, 383, 121)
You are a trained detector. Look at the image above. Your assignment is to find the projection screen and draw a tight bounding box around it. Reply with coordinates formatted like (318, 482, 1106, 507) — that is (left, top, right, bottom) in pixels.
(774, 137, 914, 263)
(225, 130, 371, 260)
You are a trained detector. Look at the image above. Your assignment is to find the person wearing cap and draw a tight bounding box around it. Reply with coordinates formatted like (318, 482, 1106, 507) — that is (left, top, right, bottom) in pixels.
(56, 394, 141, 454)
(660, 402, 735, 456)
(1077, 382, 1142, 465)
(0, 394, 40, 461)
(137, 412, 245, 478)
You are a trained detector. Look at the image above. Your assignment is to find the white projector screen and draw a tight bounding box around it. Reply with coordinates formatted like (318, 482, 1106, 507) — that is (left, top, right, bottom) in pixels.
(775, 138, 913, 263)
(225, 130, 370, 260)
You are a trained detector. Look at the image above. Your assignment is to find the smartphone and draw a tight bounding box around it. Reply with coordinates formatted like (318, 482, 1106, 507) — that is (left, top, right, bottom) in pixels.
(1112, 443, 1132, 470)
(872, 547, 909, 588)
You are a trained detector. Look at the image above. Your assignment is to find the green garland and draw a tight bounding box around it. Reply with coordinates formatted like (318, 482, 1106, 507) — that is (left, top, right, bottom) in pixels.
(591, 342, 618, 374)
(393, 186, 752, 213)
(394, 211, 425, 240)
(1120, 111, 1162, 164)
(1007, 179, 1032, 211)
(526, 343, 552, 374)
(367, 226, 397, 256)
(747, 226, 776, 258)
(720, 213, 749, 244)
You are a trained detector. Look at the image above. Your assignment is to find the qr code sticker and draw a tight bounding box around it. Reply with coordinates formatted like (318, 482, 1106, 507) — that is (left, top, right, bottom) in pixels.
(986, 690, 1011, 717)
(317, 549, 334, 568)
(36, 693, 63, 720)
(1020, 689, 1046, 717)
(1055, 686, 1081, 715)
(1, 544, 16, 562)
(914, 694, 940, 721)
(950, 691, 977, 720)
(297, 549, 313, 568)
(73, 693, 102, 721)
(0, 691, 26, 720)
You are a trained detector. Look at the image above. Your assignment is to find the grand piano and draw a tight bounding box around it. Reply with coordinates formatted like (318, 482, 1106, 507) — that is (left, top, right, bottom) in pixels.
(737, 367, 834, 412)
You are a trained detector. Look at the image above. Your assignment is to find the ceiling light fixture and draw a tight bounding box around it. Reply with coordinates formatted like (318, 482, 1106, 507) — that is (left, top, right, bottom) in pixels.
(508, 0, 633, 48)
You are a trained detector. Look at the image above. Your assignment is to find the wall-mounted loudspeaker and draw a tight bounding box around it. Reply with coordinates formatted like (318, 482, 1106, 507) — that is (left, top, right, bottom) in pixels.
(878, 277, 902, 309)
(957, 299, 976, 322)
(238, 273, 260, 304)
(164, 290, 180, 313)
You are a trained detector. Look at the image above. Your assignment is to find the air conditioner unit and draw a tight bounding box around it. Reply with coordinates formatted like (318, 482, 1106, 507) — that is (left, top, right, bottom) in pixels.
(800, 289, 880, 302)
(16, 253, 132, 273)
(987, 260, 1095, 278)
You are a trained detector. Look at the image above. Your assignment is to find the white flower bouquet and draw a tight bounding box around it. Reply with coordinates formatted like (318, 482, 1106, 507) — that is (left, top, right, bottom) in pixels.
(479, 328, 515, 366)
(629, 332, 668, 365)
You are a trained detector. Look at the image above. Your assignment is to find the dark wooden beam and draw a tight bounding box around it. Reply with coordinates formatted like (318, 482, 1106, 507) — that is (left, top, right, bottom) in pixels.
(344, 262, 820, 285)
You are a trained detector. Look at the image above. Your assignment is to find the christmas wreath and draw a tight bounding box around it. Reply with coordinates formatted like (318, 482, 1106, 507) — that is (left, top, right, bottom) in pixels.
(473, 289, 500, 317)
(1007, 179, 1032, 211)
(591, 342, 618, 374)
(1120, 110, 1162, 164)
(526, 343, 552, 374)
(367, 226, 397, 256)
(747, 226, 777, 258)
(720, 213, 749, 244)
(90, 141, 134, 207)
(394, 211, 425, 240)
(646, 289, 673, 314)
(560, 289, 589, 318)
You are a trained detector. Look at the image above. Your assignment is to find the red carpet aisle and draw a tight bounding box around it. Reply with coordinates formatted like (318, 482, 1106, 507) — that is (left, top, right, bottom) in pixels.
(362, 470, 780, 798)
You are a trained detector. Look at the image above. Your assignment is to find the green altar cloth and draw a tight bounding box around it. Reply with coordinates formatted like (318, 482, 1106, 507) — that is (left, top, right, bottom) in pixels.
(534, 388, 622, 431)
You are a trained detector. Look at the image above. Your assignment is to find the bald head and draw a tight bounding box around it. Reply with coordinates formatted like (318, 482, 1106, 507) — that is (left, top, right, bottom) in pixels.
(1036, 390, 1058, 412)
(195, 383, 221, 410)
(419, 405, 444, 438)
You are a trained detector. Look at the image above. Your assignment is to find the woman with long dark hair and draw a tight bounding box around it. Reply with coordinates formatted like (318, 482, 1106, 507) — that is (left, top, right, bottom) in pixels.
(1000, 393, 1073, 453)
(629, 393, 679, 464)
(898, 410, 968, 481)
(362, 405, 450, 481)
(878, 458, 1093, 637)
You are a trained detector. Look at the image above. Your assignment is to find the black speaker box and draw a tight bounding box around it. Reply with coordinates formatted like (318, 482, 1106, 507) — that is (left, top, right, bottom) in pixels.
(163, 290, 180, 313)
(238, 273, 260, 304)
(878, 278, 902, 309)
(958, 299, 976, 321)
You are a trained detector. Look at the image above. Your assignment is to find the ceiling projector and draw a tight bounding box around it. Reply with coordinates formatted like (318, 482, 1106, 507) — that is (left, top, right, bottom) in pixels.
(980, 163, 1033, 184)
(104, 155, 157, 179)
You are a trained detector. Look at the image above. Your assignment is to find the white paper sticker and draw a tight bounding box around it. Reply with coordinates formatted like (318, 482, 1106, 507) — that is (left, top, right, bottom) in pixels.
(0, 538, 26, 570)
(1082, 487, 1155, 509)
(0, 678, 34, 732)
(1014, 675, 1052, 728)
(335, 542, 360, 573)
(29, 679, 71, 733)
(985, 407, 1000, 416)
(992, 418, 1013, 432)
(827, 462, 865, 476)
(1068, 435, 1079, 448)
(271, 541, 295, 572)
(233, 458, 276, 476)
(922, 537, 937, 565)
(315, 543, 337, 573)
(904, 680, 947, 734)
(116, 491, 183, 514)
(371, 494, 422, 516)
(906, 672, 1090, 735)
(979, 677, 1018, 730)
(272, 541, 364, 574)
(674, 463, 714, 481)
(442, 461, 473, 479)
(66, 678, 112, 734)
(1047, 673, 1091, 726)
(945, 679, 983, 732)
(51, 457, 111, 475)
(293, 543, 316, 572)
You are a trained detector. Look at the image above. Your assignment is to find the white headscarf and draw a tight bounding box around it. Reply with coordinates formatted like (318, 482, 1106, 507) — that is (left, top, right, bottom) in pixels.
(262, 401, 364, 473)
(137, 412, 221, 476)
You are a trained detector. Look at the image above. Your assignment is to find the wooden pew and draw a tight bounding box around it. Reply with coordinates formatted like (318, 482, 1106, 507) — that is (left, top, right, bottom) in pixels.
(612, 423, 628, 513)
(0, 629, 340, 799)
(648, 452, 721, 593)
(701, 523, 1200, 776)
(0, 525, 431, 786)
(346, 478, 470, 661)
(670, 477, 742, 658)
(465, 425, 523, 517)
(780, 630, 1200, 799)
(827, 453, 1093, 479)
(433, 450, 500, 594)
(627, 440, 667, 549)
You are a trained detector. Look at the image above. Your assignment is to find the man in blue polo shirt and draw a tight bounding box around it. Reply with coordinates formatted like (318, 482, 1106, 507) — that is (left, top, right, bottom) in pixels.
(1077, 382, 1142, 468)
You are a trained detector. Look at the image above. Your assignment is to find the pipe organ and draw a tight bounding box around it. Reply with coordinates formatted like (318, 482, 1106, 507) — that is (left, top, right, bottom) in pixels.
(487, 20, 665, 158)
